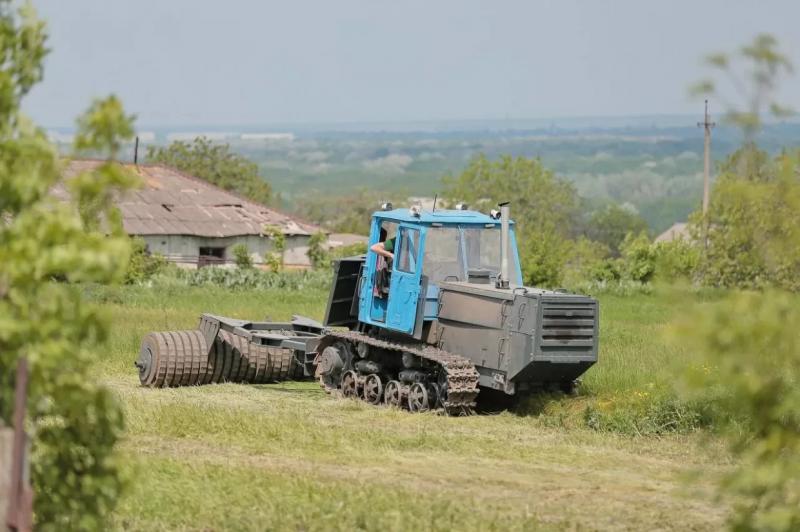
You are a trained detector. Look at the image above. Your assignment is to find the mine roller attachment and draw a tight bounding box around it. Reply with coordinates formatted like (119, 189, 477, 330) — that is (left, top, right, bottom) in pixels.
(136, 314, 323, 388)
(137, 330, 206, 387)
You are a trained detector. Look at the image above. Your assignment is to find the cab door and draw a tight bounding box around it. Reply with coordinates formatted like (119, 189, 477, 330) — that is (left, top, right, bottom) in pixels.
(386, 225, 425, 334)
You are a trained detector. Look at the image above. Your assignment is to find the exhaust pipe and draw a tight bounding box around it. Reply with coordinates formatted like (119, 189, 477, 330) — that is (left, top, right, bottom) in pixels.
(497, 201, 510, 289)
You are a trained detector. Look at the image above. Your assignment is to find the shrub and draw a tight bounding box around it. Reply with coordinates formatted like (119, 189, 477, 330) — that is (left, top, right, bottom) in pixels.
(619, 232, 657, 283)
(653, 238, 700, 281)
(263, 225, 286, 272)
(307, 232, 329, 269)
(231, 243, 253, 269)
(125, 237, 169, 283)
(676, 291, 800, 530)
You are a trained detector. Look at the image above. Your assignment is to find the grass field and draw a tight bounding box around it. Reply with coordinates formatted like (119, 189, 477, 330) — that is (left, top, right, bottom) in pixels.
(87, 284, 737, 531)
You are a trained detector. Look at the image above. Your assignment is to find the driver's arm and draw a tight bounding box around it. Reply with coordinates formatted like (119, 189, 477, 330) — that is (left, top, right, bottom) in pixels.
(370, 242, 394, 261)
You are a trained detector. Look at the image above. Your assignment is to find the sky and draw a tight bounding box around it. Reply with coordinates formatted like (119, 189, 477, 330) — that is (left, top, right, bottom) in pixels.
(24, 0, 800, 128)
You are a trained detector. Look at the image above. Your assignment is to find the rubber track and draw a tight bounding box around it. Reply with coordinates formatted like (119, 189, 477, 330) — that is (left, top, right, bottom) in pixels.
(321, 330, 480, 412)
(138, 330, 299, 387)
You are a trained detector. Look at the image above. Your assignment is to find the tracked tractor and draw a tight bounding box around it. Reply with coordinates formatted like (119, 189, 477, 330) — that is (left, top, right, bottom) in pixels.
(136, 204, 599, 414)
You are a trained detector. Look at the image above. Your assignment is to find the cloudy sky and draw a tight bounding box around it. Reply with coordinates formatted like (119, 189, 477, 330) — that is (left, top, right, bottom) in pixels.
(24, 0, 800, 127)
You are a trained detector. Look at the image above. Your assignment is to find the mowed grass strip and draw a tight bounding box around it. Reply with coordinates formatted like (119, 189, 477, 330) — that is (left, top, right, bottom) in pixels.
(92, 284, 738, 529)
(113, 377, 728, 531)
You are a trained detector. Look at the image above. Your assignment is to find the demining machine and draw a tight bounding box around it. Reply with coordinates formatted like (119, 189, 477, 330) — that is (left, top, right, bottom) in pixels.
(136, 203, 600, 414)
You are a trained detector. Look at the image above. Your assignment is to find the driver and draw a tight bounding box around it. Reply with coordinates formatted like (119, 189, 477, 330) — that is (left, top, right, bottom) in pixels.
(370, 228, 395, 261)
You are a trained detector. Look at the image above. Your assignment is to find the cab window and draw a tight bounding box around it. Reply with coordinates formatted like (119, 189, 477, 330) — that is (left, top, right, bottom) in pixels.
(396, 227, 419, 273)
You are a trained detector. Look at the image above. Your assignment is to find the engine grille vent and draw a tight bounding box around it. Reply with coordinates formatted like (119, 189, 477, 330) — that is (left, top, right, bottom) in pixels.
(536, 298, 598, 360)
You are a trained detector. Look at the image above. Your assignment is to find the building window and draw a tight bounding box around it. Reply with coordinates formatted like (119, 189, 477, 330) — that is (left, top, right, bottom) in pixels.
(198, 246, 226, 267)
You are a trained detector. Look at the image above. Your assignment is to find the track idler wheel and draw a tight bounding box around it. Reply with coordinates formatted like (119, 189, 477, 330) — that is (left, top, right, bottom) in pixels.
(362, 374, 383, 405)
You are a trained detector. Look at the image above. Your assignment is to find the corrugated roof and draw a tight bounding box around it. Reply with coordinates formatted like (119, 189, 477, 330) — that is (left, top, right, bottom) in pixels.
(57, 160, 320, 238)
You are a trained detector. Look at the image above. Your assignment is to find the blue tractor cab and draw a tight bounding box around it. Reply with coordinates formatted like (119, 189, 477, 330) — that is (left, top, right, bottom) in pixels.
(358, 207, 523, 337)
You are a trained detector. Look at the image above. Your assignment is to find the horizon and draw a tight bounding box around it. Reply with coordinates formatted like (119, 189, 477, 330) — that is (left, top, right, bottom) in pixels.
(42, 111, 800, 134)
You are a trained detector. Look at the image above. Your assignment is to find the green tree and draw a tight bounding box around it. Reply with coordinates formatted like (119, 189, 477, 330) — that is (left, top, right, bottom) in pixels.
(692, 151, 800, 291)
(443, 154, 579, 286)
(0, 2, 137, 528)
(691, 33, 794, 141)
(147, 137, 272, 205)
(688, 35, 800, 291)
(586, 203, 649, 256)
(298, 189, 390, 235)
(677, 292, 800, 531)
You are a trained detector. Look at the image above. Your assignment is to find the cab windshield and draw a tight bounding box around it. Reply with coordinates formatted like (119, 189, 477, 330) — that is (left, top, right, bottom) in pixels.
(421, 225, 519, 284)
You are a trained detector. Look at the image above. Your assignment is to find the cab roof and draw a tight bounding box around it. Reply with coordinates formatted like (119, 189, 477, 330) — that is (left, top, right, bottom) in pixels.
(373, 208, 514, 225)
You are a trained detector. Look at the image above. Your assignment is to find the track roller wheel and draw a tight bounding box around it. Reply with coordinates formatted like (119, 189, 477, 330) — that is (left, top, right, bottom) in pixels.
(408, 382, 430, 413)
(341, 370, 358, 399)
(427, 383, 442, 410)
(363, 374, 383, 405)
(384, 380, 402, 408)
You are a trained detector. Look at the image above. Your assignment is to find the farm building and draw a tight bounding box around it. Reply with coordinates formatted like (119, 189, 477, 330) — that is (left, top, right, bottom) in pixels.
(655, 222, 690, 243)
(56, 160, 321, 269)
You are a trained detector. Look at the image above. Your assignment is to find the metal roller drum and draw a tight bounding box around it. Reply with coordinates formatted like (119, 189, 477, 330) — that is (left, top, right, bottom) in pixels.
(136, 329, 301, 387)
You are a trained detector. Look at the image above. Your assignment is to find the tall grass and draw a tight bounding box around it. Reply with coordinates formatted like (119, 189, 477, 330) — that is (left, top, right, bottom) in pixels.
(88, 281, 742, 529)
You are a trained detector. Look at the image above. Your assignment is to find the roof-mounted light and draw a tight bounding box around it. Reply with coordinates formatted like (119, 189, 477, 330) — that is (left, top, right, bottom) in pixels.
(380, 202, 393, 211)
(454, 202, 469, 210)
(409, 205, 422, 217)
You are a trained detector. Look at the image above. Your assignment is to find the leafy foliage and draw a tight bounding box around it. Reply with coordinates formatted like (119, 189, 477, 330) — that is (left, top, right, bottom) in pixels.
(677, 292, 800, 531)
(618, 232, 657, 283)
(443, 154, 579, 286)
(330, 242, 367, 260)
(306, 232, 328, 269)
(0, 2, 135, 527)
(262, 224, 286, 272)
(231, 243, 253, 269)
(125, 237, 169, 284)
(586, 204, 649, 256)
(653, 238, 700, 281)
(691, 33, 794, 140)
(145, 267, 331, 292)
(297, 189, 392, 235)
(307, 232, 367, 271)
(147, 137, 272, 205)
(692, 150, 800, 291)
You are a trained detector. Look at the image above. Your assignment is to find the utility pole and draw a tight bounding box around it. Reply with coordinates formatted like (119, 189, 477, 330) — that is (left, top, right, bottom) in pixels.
(697, 100, 715, 216)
